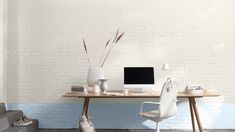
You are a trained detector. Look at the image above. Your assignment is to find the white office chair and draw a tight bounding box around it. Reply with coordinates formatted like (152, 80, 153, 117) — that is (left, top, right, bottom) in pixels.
(139, 78, 179, 132)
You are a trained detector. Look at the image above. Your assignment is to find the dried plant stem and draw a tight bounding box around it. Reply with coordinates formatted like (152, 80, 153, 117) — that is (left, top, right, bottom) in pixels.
(83, 29, 124, 68)
(99, 39, 111, 67)
(115, 32, 125, 43)
(86, 53, 91, 66)
(100, 42, 116, 68)
(113, 28, 119, 43)
(100, 31, 125, 68)
(83, 38, 91, 66)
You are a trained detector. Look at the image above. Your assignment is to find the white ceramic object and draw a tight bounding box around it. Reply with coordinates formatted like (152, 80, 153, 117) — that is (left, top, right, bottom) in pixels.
(99, 79, 108, 93)
(87, 67, 105, 93)
(162, 64, 170, 70)
(123, 89, 129, 96)
(93, 85, 100, 94)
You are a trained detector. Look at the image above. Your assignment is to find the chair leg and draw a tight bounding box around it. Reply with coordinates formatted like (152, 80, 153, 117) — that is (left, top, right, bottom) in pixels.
(156, 122, 160, 132)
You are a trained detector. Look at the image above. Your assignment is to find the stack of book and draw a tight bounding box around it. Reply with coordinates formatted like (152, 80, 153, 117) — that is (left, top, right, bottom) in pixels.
(71, 85, 85, 93)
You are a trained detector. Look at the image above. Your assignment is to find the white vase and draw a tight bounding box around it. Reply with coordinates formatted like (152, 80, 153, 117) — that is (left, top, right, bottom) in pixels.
(87, 67, 105, 93)
(99, 79, 108, 93)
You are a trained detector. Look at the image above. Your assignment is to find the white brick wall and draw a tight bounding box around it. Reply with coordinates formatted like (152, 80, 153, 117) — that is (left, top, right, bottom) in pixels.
(0, 0, 3, 101)
(0, 0, 6, 102)
(7, 0, 235, 103)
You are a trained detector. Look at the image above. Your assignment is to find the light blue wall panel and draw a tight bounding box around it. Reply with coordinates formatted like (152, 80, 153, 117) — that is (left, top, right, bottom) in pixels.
(7, 103, 235, 129)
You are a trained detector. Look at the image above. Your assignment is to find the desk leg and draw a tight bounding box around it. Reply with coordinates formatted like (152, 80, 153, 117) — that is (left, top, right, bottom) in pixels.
(79, 98, 90, 132)
(189, 98, 196, 132)
(82, 98, 90, 117)
(191, 97, 204, 132)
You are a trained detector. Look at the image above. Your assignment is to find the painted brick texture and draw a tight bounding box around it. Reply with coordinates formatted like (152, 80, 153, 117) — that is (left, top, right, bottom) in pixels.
(7, 0, 235, 103)
(0, 0, 5, 102)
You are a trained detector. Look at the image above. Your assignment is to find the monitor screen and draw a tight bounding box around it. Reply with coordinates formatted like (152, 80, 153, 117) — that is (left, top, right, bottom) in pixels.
(124, 67, 154, 84)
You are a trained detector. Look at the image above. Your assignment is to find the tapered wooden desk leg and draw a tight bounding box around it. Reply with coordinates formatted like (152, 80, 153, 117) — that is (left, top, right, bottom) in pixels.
(189, 98, 196, 132)
(191, 97, 204, 132)
(82, 98, 90, 116)
(79, 98, 90, 132)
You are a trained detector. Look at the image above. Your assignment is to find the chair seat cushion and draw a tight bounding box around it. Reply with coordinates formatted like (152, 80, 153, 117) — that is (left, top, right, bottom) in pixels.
(139, 109, 160, 119)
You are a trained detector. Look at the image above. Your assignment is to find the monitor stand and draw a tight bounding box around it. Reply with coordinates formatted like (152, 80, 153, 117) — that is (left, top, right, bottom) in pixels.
(130, 88, 143, 93)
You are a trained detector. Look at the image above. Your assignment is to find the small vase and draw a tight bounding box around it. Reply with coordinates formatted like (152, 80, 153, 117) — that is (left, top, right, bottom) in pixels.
(99, 79, 108, 93)
(87, 67, 104, 93)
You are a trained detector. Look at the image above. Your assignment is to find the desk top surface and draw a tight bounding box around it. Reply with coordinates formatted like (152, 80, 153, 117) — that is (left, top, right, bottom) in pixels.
(63, 90, 220, 98)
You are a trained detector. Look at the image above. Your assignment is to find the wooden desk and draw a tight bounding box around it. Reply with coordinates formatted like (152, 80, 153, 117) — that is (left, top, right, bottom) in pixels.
(63, 90, 219, 132)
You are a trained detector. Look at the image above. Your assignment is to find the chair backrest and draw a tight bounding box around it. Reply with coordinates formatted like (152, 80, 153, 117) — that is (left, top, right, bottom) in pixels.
(159, 78, 179, 118)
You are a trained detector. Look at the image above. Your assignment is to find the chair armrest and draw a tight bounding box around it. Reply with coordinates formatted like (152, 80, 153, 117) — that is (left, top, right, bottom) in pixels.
(140, 101, 160, 115)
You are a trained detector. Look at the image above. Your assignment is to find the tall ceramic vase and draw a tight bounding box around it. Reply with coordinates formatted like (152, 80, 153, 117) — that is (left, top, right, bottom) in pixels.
(87, 67, 104, 94)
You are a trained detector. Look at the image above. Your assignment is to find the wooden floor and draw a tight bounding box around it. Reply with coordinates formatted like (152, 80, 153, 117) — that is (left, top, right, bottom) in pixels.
(38, 129, 235, 132)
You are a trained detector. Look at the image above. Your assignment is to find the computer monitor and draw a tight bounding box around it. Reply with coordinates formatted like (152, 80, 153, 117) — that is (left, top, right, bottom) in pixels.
(124, 67, 155, 90)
